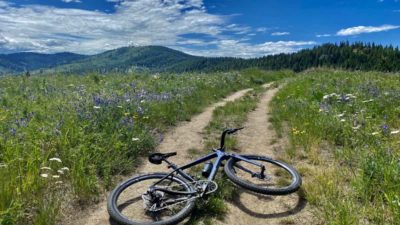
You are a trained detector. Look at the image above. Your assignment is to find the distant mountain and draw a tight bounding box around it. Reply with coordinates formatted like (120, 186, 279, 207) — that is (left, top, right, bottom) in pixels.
(1, 42, 400, 75)
(49, 46, 205, 74)
(0, 52, 87, 74)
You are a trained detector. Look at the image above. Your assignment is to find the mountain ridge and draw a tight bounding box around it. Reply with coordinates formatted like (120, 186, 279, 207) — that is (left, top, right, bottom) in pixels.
(1, 42, 400, 75)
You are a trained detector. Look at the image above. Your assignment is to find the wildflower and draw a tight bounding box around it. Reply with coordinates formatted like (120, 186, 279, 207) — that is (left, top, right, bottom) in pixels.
(0, 163, 7, 168)
(57, 170, 64, 174)
(143, 116, 149, 119)
(55, 181, 63, 185)
(371, 132, 380, 135)
(40, 174, 49, 178)
(52, 175, 60, 179)
(40, 167, 52, 170)
(346, 94, 357, 99)
(340, 119, 346, 122)
(60, 167, 69, 171)
(132, 138, 140, 141)
(336, 113, 345, 118)
(117, 105, 123, 108)
(352, 125, 361, 130)
(362, 99, 374, 103)
(124, 113, 130, 116)
(49, 158, 62, 163)
(93, 106, 101, 109)
(390, 130, 400, 135)
(381, 124, 390, 135)
(140, 100, 146, 103)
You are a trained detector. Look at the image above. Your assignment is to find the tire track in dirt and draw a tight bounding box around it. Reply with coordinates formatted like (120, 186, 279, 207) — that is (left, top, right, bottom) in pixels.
(216, 85, 315, 225)
(62, 87, 253, 225)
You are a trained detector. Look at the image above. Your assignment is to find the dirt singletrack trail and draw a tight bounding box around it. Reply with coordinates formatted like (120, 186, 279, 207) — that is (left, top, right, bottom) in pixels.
(216, 85, 314, 225)
(63, 87, 253, 225)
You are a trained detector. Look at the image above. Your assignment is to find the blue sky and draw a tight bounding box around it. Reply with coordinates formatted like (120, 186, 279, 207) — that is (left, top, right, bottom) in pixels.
(0, 0, 399, 57)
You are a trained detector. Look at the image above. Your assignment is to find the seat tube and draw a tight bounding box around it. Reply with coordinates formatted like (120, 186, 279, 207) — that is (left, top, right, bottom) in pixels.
(207, 151, 225, 181)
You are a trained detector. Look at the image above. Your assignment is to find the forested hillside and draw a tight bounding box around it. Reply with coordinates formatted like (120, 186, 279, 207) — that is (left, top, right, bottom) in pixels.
(1, 42, 400, 75)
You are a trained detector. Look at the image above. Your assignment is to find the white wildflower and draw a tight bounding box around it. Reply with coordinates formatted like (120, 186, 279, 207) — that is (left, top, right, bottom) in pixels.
(346, 94, 357, 99)
(336, 113, 345, 118)
(372, 132, 380, 135)
(55, 181, 63, 185)
(132, 138, 140, 141)
(390, 130, 400, 135)
(57, 170, 64, 175)
(49, 158, 62, 163)
(93, 106, 101, 109)
(40, 174, 49, 178)
(340, 119, 346, 122)
(126, 99, 131, 102)
(362, 99, 374, 103)
(323, 93, 338, 100)
(352, 125, 361, 130)
(52, 175, 60, 179)
(117, 105, 123, 108)
(40, 167, 52, 170)
(60, 167, 69, 171)
(140, 100, 146, 103)
(0, 163, 7, 168)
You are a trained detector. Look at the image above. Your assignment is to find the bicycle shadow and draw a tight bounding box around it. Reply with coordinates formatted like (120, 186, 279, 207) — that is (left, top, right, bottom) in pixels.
(229, 188, 307, 219)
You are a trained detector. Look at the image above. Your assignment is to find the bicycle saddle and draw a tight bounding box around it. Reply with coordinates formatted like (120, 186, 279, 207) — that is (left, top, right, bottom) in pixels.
(148, 152, 177, 164)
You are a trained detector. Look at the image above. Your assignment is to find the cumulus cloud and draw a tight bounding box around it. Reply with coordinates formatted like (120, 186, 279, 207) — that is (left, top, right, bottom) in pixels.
(0, 0, 316, 57)
(336, 25, 399, 36)
(271, 32, 290, 36)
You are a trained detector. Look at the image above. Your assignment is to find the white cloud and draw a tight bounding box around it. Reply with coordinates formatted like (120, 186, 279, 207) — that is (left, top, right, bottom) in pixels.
(336, 25, 400, 36)
(177, 40, 316, 58)
(0, 0, 316, 57)
(62, 0, 82, 3)
(256, 27, 268, 33)
(271, 32, 290, 36)
(316, 34, 331, 38)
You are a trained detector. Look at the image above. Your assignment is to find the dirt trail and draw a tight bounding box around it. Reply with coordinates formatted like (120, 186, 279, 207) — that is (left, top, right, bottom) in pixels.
(63, 87, 253, 225)
(216, 85, 314, 225)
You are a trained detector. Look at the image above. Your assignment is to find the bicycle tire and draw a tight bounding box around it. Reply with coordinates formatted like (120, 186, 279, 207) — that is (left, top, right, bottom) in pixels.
(224, 155, 301, 195)
(107, 173, 196, 225)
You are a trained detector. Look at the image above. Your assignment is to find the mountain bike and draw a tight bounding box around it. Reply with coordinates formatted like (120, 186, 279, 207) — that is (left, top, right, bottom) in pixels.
(107, 128, 302, 225)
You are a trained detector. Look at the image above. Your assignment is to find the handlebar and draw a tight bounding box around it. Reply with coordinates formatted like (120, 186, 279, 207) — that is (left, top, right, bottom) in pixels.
(220, 127, 244, 150)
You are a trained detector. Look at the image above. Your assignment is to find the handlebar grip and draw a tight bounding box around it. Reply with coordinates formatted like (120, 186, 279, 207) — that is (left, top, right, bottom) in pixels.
(227, 127, 245, 134)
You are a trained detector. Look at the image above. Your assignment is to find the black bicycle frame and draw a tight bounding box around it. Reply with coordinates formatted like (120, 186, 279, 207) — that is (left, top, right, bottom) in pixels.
(152, 148, 266, 191)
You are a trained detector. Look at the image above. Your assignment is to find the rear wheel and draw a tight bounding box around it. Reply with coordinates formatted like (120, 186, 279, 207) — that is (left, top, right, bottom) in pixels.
(224, 155, 301, 195)
(107, 173, 196, 225)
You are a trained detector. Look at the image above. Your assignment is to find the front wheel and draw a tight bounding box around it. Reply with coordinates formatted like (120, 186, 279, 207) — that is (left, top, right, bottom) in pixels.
(224, 155, 301, 195)
(107, 173, 196, 225)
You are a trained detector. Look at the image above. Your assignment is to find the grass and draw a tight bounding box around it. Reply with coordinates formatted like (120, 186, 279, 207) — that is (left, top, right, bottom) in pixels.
(0, 69, 291, 225)
(270, 69, 400, 224)
(186, 86, 266, 225)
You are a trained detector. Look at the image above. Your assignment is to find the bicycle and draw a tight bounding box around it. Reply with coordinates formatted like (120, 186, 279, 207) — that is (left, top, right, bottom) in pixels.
(107, 128, 302, 225)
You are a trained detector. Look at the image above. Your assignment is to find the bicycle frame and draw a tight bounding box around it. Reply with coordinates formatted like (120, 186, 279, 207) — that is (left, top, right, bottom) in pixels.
(152, 148, 266, 194)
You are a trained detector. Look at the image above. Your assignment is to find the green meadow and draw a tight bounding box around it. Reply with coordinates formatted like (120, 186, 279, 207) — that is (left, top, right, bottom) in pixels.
(0, 69, 287, 225)
(270, 70, 400, 224)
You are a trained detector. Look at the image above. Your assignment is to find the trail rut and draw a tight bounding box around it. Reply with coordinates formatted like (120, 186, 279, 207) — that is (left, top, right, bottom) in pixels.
(62, 87, 253, 225)
(216, 85, 314, 225)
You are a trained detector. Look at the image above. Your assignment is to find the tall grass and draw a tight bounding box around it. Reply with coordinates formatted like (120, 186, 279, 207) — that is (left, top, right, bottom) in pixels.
(0, 69, 290, 225)
(270, 69, 400, 224)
